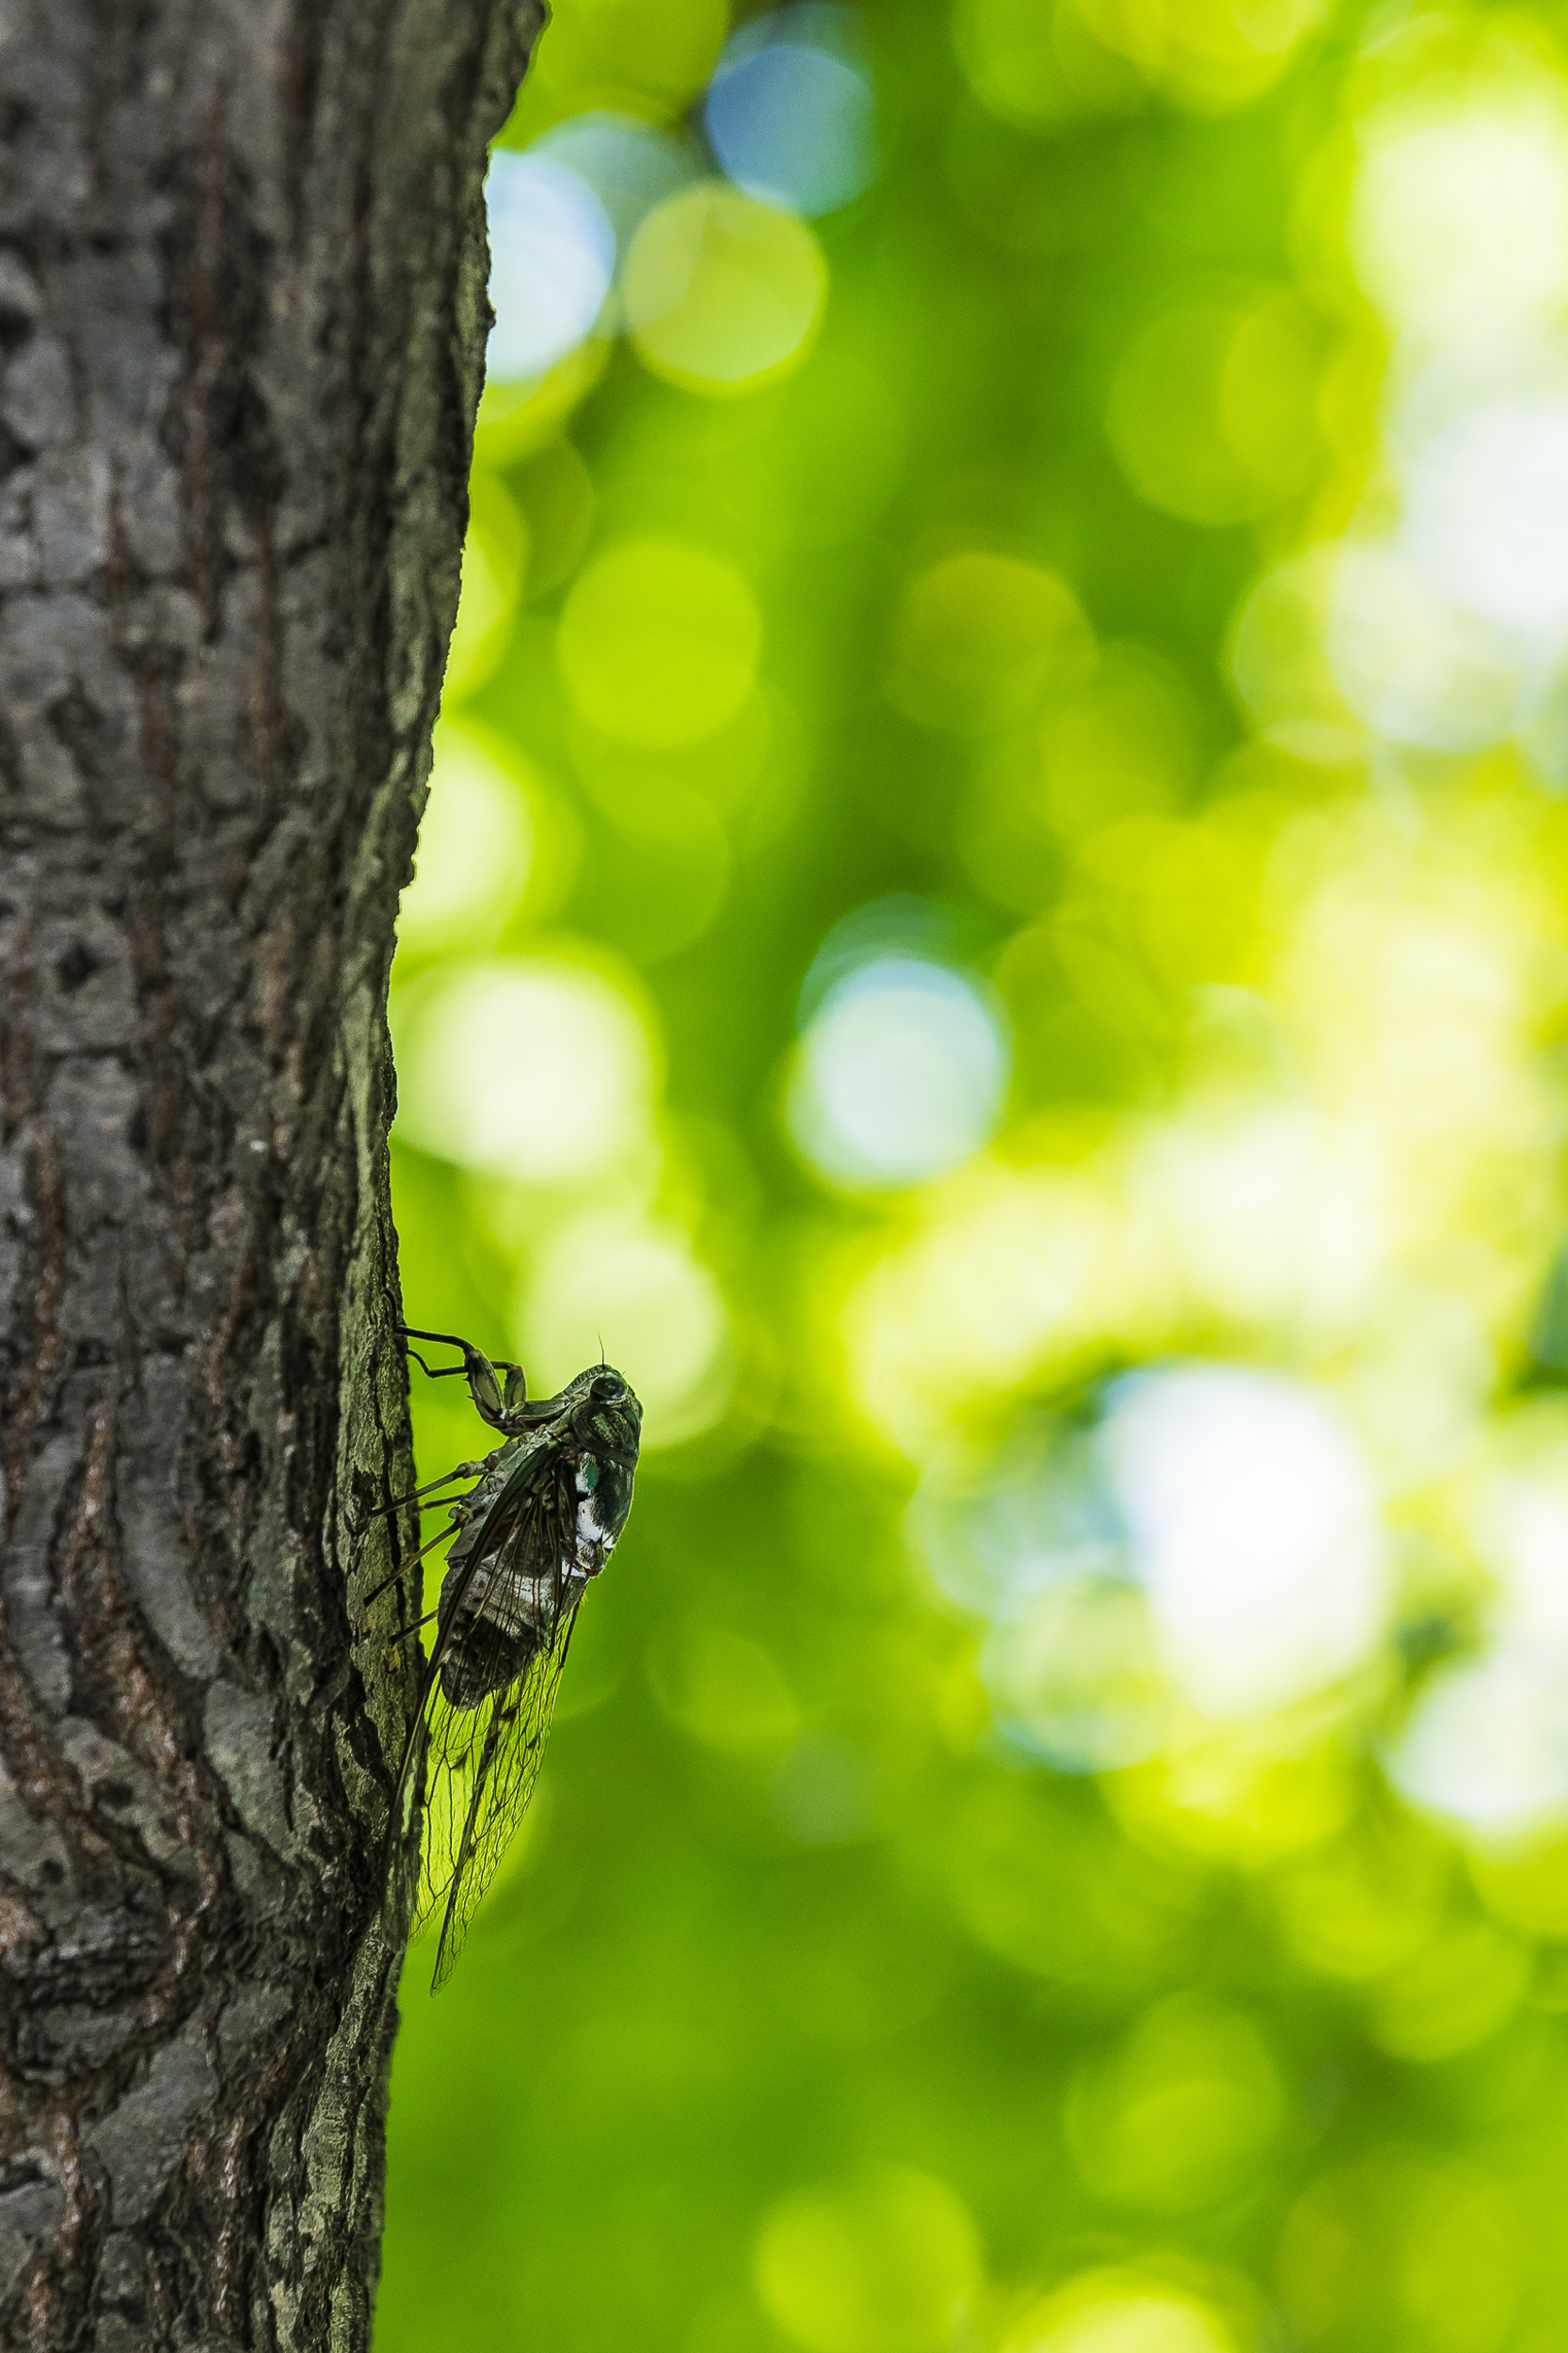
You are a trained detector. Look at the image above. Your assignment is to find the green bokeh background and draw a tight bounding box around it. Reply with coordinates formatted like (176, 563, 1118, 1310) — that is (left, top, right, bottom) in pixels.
(375, 1, 1568, 2347)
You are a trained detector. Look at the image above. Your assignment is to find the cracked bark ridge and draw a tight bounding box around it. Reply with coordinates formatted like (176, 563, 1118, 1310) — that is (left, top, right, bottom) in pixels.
(0, 0, 542, 2344)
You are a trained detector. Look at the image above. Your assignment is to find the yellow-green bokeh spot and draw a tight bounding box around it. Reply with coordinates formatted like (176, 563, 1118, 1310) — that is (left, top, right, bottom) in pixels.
(956, 0, 1322, 118)
(1367, 1917, 1530, 2062)
(1080, 0, 1325, 107)
(952, 0, 1145, 128)
(946, 1778, 1189, 1991)
(1065, 1992, 1285, 2212)
(1470, 1830, 1568, 1937)
(883, 553, 1093, 736)
(391, 955, 657, 1182)
(508, 0, 729, 133)
(472, 342, 612, 468)
(1280, 2155, 1518, 2353)
(624, 184, 828, 395)
(400, 724, 536, 957)
(1003, 2272, 1240, 2353)
(648, 1623, 800, 1755)
(558, 539, 762, 748)
(520, 1212, 732, 1446)
(444, 473, 528, 699)
(1275, 1827, 1445, 1982)
(755, 2166, 983, 2353)
(1107, 293, 1320, 527)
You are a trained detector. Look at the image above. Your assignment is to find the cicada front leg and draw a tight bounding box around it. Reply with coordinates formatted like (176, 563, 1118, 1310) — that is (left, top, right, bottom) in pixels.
(398, 1326, 529, 1430)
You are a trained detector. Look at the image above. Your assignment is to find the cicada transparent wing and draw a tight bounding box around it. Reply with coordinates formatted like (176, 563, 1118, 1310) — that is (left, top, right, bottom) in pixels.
(392, 1449, 580, 1990)
(416, 1611, 579, 1991)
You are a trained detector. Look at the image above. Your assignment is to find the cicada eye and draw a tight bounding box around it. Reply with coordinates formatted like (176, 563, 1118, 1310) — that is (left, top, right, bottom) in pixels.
(589, 1373, 619, 1403)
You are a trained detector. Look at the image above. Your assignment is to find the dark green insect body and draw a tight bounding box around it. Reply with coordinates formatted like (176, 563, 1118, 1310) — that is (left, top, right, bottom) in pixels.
(374, 1328, 642, 1988)
(435, 1358, 642, 1706)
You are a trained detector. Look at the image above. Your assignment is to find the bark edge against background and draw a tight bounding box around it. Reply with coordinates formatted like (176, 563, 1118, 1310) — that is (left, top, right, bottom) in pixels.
(0, 0, 542, 2343)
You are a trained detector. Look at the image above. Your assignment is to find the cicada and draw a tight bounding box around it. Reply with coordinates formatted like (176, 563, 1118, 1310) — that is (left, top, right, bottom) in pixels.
(370, 1326, 642, 1990)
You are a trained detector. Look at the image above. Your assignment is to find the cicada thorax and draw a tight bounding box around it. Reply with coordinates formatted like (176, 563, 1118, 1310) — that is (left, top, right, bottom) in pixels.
(434, 1433, 574, 1711)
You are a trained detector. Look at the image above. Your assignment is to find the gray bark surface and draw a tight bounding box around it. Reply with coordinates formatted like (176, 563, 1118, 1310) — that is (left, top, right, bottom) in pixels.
(0, 1, 540, 2344)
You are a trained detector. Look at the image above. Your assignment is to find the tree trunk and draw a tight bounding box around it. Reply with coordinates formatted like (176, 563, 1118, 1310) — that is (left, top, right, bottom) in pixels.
(0, 2, 539, 2343)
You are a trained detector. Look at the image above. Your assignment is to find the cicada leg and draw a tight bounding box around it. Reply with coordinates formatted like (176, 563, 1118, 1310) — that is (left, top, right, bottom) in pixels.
(399, 1326, 527, 1429)
(358, 1461, 488, 1524)
(382, 1602, 442, 1661)
(361, 1512, 470, 1613)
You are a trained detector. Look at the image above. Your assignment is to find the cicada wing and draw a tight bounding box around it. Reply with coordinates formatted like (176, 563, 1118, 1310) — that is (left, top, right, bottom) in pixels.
(406, 1460, 579, 1988)
(420, 1603, 580, 1991)
(386, 1433, 562, 1832)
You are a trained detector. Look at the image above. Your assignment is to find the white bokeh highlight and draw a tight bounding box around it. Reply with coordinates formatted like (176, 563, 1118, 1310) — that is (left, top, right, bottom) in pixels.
(1389, 1646, 1568, 1836)
(486, 150, 616, 380)
(397, 729, 533, 954)
(787, 955, 1010, 1190)
(392, 958, 654, 1182)
(1400, 391, 1568, 659)
(1325, 539, 1520, 753)
(1391, 1457, 1568, 1835)
(1099, 1366, 1388, 1718)
(1235, 74, 1568, 765)
(1350, 91, 1568, 344)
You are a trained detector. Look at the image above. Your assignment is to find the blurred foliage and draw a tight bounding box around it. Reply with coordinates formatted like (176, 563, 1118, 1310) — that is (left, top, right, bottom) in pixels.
(375, 0, 1568, 2348)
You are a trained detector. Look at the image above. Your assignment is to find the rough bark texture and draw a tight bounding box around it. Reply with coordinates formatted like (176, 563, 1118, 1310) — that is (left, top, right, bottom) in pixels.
(0, 1, 541, 2344)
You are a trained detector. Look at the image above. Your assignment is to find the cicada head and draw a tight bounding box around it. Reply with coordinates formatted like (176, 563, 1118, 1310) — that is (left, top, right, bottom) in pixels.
(584, 1366, 641, 1449)
(568, 1365, 643, 1554)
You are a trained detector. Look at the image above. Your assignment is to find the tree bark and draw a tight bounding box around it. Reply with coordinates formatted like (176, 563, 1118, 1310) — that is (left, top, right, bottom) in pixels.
(0, 2, 539, 2344)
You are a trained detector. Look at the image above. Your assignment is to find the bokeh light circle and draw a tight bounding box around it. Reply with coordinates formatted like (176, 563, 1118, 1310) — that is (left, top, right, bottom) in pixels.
(883, 553, 1093, 733)
(558, 539, 762, 747)
(622, 181, 828, 392)
(984, 1577, 1172, 1771)
(1350, 88, 1568, 341)
(1106, 0, 1324, 107)
(397, 727, 534, 953)
(754, 2166, 982, 2353)
(533, 110, 696, 260)
(1100, 1366, 1388, 1717)
(1389, 1643, 1568, 1837)
(1107, 295, 1318, 526)
(522, 1213, 730, 1446)
(485, 150, 616, 380)
(1400, 392, 1568, 658)
(705, 8, 879, 216)
(1005, 2273, 1238, 2353)
(1066, 1992, 1285, 2210)
(787, 956, 1011, 1191)
(391, 957, 654, 1180)
(1325, 542, 1518, 752)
